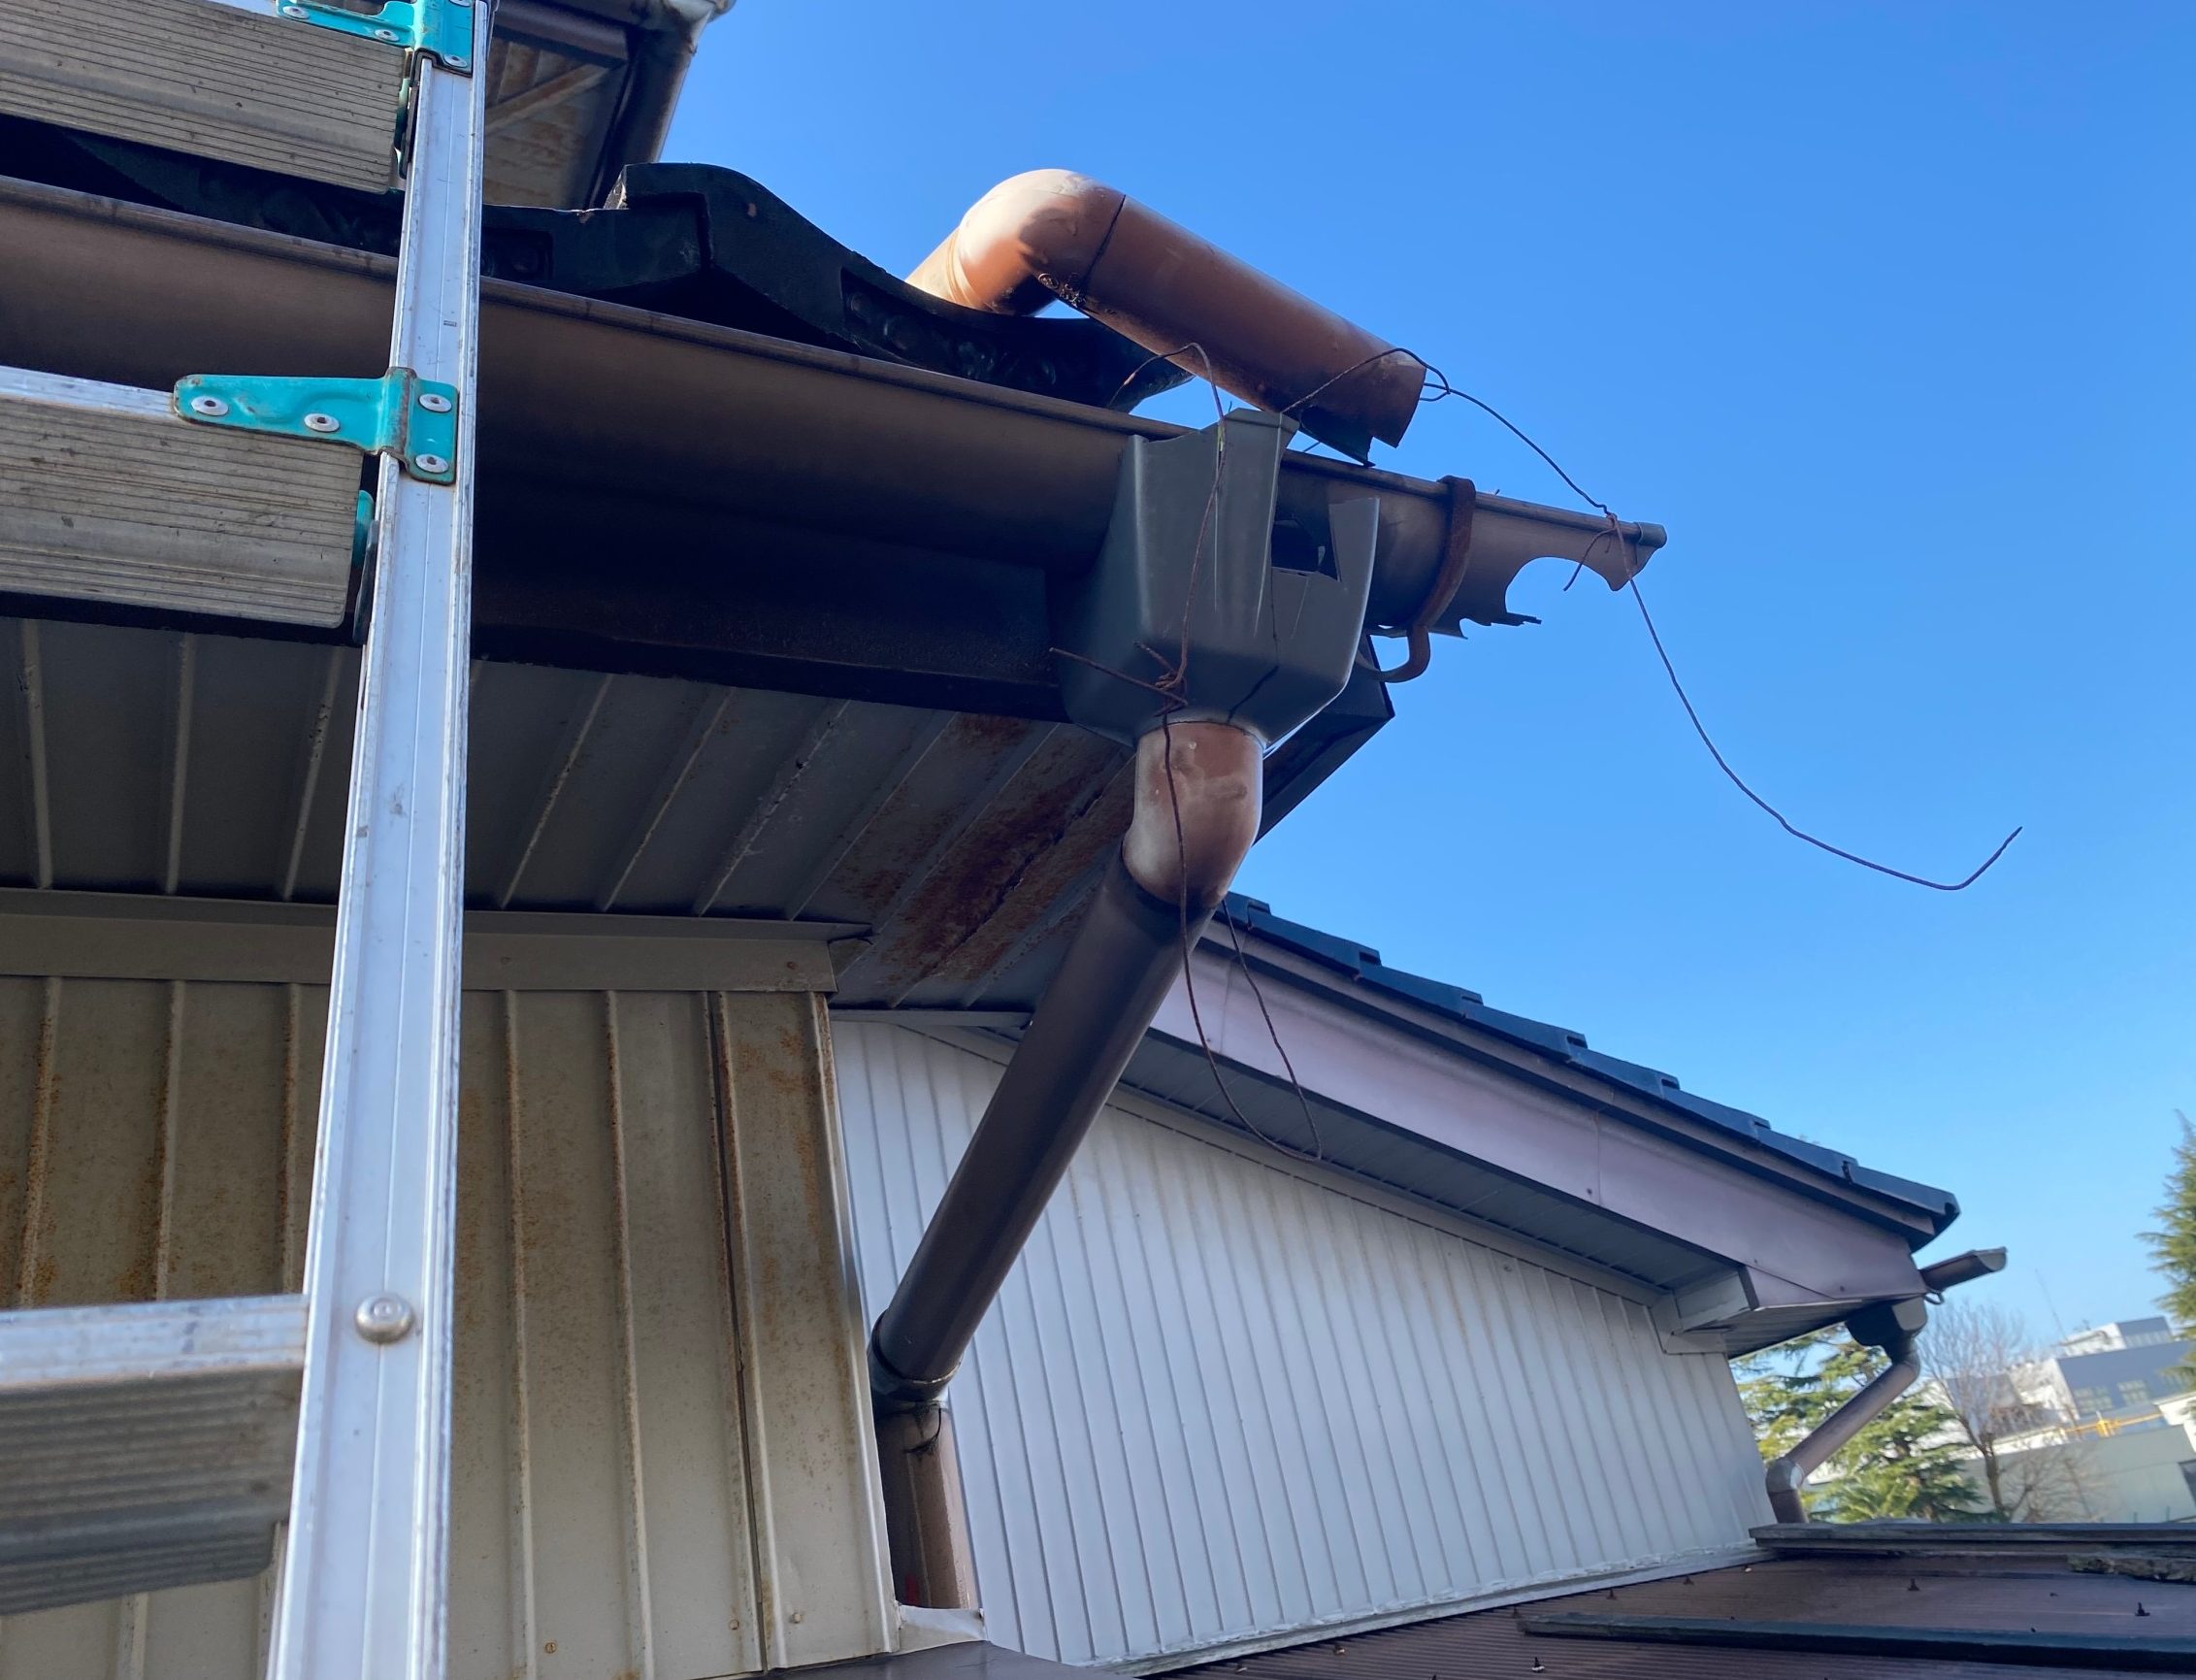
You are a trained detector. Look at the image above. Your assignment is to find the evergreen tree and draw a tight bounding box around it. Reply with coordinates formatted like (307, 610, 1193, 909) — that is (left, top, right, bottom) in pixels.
(2145, 1114, 2196, 1382)
(1737, 1331, 1989, 1522)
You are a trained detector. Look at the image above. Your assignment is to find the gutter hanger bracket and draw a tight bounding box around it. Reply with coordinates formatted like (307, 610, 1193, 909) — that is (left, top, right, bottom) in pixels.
(1053, 409, 1377, 746)
(276, 0, 477, 73)
(175, 369, 459, 484)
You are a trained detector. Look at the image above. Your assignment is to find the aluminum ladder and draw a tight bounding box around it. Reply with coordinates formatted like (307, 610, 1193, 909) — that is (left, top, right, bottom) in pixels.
(0, 2, 487, 1672)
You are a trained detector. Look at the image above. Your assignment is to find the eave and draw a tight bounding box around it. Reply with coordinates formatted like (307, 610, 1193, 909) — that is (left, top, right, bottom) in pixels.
(0, 177, 1659, 716)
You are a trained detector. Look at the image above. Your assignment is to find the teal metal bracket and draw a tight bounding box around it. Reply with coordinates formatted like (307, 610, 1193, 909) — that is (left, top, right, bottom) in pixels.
(276, 0, 476, 73)
(174, 369, 459, 485)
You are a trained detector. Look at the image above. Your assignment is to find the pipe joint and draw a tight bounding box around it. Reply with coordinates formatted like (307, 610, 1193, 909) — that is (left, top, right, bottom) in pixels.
(869, 1330, 955, 1418)
(1122, 723, 1262, 915)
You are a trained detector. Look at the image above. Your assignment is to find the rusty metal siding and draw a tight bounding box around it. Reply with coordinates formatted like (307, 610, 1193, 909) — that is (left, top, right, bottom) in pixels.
(0, 977, 887, 1680)
(834, 1023, 1772, 1671)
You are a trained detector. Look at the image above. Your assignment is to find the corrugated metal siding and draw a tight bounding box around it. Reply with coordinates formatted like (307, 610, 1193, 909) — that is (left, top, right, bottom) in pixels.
(0, 978, 883, 1680)
(0, 615, 1130, 1009)
(835, 1024, 1772, 1670)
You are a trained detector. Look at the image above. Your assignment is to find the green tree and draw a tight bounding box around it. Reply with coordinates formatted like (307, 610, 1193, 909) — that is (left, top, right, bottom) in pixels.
(2144, 1113, 2196, 1385)
(1737, 1331, 1989, 1522)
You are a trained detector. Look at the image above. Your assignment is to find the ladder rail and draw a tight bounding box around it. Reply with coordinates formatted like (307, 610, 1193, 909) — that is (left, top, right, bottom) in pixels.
(268, 3, 487, 1673)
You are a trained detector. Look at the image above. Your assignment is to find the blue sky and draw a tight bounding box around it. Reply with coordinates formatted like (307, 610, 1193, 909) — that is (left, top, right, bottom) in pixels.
(671, 2, 2195, 1337)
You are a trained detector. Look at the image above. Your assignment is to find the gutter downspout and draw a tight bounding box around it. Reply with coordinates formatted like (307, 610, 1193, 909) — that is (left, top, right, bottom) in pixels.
(869, 412, 1373, 1606)
(869, 721, 1261, 1417)
(1763, 1246, 2007, 1523)
(1764, 1331, 1923, 1524)
(869, 724, 1260, 1606)
(907, 170, 1423, 460)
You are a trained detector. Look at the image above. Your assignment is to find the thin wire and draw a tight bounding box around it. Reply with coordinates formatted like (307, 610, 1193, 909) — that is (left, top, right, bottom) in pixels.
(1396, 357, 2022, 892)
(1625, 574, 2021, 890)
(1161, 718, 1325, 1165)
(1217, 901, 1325, 1160)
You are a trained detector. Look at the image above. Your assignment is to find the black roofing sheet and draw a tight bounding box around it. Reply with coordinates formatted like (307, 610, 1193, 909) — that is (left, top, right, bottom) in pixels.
(1221, 895, 1960, 1235)
(1163, 1553, 2196, 1680)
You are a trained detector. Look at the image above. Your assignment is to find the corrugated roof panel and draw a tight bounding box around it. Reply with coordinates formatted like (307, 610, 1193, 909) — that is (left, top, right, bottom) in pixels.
(0, 616, 1125, 1010)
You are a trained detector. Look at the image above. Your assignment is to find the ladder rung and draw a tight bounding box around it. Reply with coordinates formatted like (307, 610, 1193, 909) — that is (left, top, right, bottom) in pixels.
(0, 367, 361, 628)
(0, 0, 411, 193)
(0, 1294, 307, 1615)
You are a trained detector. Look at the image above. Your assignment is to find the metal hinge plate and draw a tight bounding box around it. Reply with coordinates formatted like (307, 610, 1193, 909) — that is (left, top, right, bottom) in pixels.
(174, 370, 459, 484)
(276, 0, 476, 73)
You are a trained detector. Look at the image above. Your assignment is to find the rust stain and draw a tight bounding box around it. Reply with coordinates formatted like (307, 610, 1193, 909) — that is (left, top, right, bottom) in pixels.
(852, 727, 1129, 1000)
(919, 760, 1133, 994)
(832, 712, 1033, 913)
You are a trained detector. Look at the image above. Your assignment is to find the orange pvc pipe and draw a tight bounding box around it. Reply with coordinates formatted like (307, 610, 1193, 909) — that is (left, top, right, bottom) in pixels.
(909, 169, 1421, 457)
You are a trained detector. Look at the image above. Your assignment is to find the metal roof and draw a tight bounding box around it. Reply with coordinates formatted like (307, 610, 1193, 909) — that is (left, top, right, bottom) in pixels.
(1160, 1548, 2196, 1679)
(1218, 894, 1961, 1234)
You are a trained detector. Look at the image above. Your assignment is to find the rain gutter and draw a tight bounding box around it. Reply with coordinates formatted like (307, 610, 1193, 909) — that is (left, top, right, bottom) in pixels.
(0, 178, 1663, 671)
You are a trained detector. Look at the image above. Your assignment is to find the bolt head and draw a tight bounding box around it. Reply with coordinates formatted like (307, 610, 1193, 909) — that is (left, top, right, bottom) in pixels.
(416, 391, 452, 413)
(412, 452, 450, 476)
(354, 1293, 415, 1344)
(303, 412, 341, 434)
(187, 394, 229, 417)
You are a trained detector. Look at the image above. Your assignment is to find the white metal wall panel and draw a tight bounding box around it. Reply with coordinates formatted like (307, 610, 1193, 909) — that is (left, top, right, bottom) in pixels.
(0, 977, 887, 1680)
(835, 1023, 1771, 1668)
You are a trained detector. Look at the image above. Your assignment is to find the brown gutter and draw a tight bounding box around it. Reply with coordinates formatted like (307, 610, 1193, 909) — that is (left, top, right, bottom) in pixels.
(0, 179, 1662, 652)
(908, 170, 1423, 460)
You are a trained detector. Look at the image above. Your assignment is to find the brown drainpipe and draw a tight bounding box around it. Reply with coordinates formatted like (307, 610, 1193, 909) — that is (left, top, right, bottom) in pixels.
(907, 169, 1423, 459)
(869, 720, 1261, 1605)
(1764, 1329, 1924, 1525)
(1763, 1247, 2007, 1523)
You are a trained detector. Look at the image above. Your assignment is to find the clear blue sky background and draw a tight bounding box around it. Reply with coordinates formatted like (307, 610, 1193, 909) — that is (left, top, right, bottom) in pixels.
(671, 2, 2194, 1338)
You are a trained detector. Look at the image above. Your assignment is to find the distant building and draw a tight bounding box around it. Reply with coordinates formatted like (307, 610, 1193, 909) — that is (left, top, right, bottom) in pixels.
(2016, 1318, 2195, 1422)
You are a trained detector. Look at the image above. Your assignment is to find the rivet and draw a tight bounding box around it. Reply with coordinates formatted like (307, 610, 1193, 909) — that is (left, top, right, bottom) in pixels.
(304, 412, 341, 434)
(373, 25, 398, 39)
(416, 391, 452, 413)
(354, 1293, 415, 1343)
(447, 54, 468, 67)
(187, 395, 229, 417)
(789, 1611, 803, 1625)
(279, 3, 307, 15)
(412, 452, 449, 476)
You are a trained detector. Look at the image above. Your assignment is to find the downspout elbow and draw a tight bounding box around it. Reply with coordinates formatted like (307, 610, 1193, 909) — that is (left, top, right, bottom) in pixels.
(1763, 1332, 1922, 1524)
(908, 169, 1422, 459)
